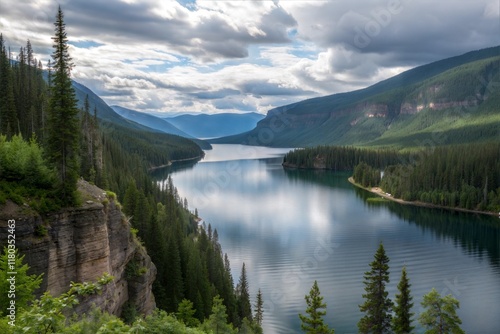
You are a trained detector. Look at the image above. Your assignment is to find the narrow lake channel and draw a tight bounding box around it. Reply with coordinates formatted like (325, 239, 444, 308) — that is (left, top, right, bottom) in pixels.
(154, 144, 500, 334)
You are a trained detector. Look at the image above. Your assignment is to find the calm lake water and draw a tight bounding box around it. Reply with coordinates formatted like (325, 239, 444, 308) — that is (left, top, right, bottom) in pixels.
(156, 144, 500, 334)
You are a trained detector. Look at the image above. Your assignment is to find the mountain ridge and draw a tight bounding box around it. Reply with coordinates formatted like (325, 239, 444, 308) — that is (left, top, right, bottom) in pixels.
(166, 112, 265, 138)
(212, 46, 500, 148)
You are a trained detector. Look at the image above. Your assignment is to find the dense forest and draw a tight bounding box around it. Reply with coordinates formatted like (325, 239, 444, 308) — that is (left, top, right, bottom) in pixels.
(0, 8, 262, 333)
(283, 146, 410, 171)
(284, 143, 500, 213)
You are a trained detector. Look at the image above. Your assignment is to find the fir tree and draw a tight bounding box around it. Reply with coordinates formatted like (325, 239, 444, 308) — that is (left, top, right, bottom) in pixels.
(419, 288, 464, 334)
(358, 243, 393, 334)
(392, 266, 414, 334)
(46, 6, 80, 205)
(176, 299, 200, 327)
(0, 247, 43, 314)
(298, 280, 334, 334)
(236, 262, 253, 324)
(254, 288, 264, 327)
(202, 295, 236, 334)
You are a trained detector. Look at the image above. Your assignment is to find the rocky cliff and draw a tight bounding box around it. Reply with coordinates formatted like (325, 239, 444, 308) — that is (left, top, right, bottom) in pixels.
(0, 180, 156, 317)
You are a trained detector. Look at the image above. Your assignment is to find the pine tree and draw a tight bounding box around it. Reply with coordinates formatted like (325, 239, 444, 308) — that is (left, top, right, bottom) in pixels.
(0, 247, 43, 313)
(358, 243, 393, 334)
(254, 289, 264, 327)
(0, 34, 18, 138)
(392, 266, 414, 334)
(202, 295, 236, 334)
(419, 288, 464, 334)
(298, 280, 334, 334)
(236, 262, 253, 324)
(46, 6, 80, 205)
(176, 299, 200, 327)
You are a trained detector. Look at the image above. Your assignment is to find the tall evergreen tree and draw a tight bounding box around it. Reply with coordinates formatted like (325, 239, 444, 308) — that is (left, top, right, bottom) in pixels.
(254, 289, 264, 327)
(418, 288, 464, 334)
(46, 6, 80, 205)
(298, 280, 334, 334)
(358, 243, 393, 334)
(202, 295, 236, 334)
(392, 266, 414, 334)
(0, 34, 17, 138)
(236, 262, 253, 324)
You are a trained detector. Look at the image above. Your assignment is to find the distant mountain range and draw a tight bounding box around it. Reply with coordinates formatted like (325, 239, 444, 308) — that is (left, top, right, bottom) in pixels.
(111, 105, 193, 138)
(165, 112, 264, 139)
(212, 46, 500, 148)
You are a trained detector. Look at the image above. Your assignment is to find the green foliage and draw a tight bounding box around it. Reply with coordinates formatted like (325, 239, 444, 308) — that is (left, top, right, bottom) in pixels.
(253, 289, 263, 328)
(353, 162, 380, 188)
(120, 301, 138, 325)
(380, 143, 500, 211)
(283, 145, 405, 171)
(0, 247, 43, 315)
(140, 309, 205, 334)
(236, 263, 252, 325)
(0, 135, 54, 187)
(418, 288, 465, 334)
(14, 273, 113, 333)
(358, 243, 393, 334)
(298, 280, 334, 334)
(392, 267, 414, 334)
(46, 7, 81, 206)
(201, 295, 236, 334)
(177, 299, 201, 327)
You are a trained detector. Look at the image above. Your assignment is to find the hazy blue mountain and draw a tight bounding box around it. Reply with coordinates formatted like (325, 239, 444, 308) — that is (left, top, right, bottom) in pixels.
(71, 81, 211, 151)
(111, 106, 212, 149)
(165, 112, 265, 139)
(111, 105, 193, 138)
(212, 46, 500, 148)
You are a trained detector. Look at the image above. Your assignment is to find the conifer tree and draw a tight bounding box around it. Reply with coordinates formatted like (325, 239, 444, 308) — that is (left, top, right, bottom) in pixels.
(176, 299, 200, 327)
(392, 266, 414, 334)
(236, 262, 253, 324)
(358, 243, 393, 334)
(298, 280, 334, 334)
(254, 289, 264, 327)
(202, 295, 236, 334)
(0, 248, 43, 314)
(0, 34, 17, 138)
(46, 6, 80, 205)
(419, 288, 464, 334)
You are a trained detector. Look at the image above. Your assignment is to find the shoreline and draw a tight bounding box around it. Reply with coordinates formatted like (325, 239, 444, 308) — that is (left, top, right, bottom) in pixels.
(348, 177, 499, 218)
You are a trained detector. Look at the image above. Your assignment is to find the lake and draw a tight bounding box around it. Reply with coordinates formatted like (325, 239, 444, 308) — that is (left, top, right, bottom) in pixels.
(158, 144, 500, 333)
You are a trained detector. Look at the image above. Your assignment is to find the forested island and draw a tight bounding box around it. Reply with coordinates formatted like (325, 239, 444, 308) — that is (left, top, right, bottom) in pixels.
(283, 144, 500, 215)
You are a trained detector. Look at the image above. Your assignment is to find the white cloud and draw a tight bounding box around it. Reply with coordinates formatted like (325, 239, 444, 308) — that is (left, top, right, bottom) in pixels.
(0, 0, 497, 115)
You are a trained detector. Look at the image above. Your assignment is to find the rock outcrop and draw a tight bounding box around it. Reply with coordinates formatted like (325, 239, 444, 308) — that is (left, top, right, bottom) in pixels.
(0, 180, 156, 317)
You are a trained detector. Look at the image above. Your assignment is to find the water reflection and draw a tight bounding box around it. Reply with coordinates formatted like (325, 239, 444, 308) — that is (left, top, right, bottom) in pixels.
(167, 145, 500, 334)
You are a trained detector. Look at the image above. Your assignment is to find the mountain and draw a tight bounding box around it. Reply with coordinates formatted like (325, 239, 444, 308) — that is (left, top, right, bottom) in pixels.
(165, 112, 265, 139)
(71, 81, 155, 132)
(111, 105, 193, 138)
(212, 46, 500, 148)
(111, 105, 212, 150)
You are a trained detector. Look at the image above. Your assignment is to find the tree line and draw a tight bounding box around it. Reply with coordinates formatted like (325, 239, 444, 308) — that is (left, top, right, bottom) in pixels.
(284, 142, 500, 213)
(298, 243, 464, 334)
(352, 143, 500, 212)
(283, 145, 408, 171)
(1, 6, 262, 333)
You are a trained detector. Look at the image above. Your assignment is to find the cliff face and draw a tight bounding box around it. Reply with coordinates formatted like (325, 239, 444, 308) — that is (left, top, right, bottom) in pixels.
(0, 180, 156, 316)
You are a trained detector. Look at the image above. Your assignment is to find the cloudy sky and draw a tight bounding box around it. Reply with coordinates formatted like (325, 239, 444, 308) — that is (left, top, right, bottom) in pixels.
(0, 0, 499, 115)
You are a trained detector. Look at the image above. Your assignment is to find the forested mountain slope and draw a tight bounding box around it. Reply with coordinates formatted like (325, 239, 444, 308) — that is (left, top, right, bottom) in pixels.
(213, 46, 500, 148)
